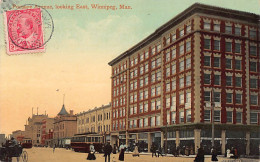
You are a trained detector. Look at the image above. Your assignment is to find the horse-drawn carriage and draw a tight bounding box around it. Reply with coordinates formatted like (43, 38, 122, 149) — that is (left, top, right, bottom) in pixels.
(0, 143, 28, 162)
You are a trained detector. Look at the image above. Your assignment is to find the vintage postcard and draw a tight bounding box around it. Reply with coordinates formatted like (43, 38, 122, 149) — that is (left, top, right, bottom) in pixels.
(0, 0, 259, 162)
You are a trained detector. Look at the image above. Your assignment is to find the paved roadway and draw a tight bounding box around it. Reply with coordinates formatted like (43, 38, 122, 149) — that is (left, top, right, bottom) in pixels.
(11, 147, 259, 162)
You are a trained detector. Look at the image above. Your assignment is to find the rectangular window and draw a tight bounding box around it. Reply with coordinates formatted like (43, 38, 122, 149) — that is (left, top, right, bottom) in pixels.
(250, 62, 257, 72)
(226, 59, 232, 69)
(250, 46, 257, 56)
(156, 71, 161, 81)
(140, 54, 144, 61)
(156, 100, 161, 110)
(151, 74, 155, 83)
(204, 56, 211, 66)
(250, 113, 258, 124)
(180, 94, 184, 104)
(145, 64, 149, 72)
(204, 39, 211, 49)
(186, 41, 191, 52)
(156, 58, 161, 66)
(235, 43, 241, 53)
(180, 29, 184, 37)
(227, 111, 233, 123)
(156, 116, 160, 126)
(152, 47, 156, 55)
(235, 27, 241, 36)
(140, 66, 144, 75)
(250, 95, 258, 105)
(214, 75, 221, 85)
(214, 92, 221, 102)
(145, 52, 149, 59)
(166, 83, 170, 92)
(179, 111, 184, 123)
(144, 103, 148, 112)
(166, 97, 170, 107)
(236, 112, 242, 123)
(179, 60, 184, 71)
(186, 58, 191, 69)
(151, 116, 155, 126)
(151, 87, 155, 96)
(180, 44, 184, 54)
(235, 93, 242, 104)
(214, 40, 220, 51)
(172, 34, 176, 42)
(213, 57, 220, 68)
(250, 78, 257, 88)
(144, 118, 148, 127)
(214, 110, 221, 122)
(226, 76, 232, 86)
(172, 80, 176, 90)
(139, 119, 143, 128)
(179, 77, 184, 88)
(166, 67, 170, 77)
(235, 77, 242, 87)
(226, 93, 233, 103)
(166, 52, 170, 62)
(144, 90, 148, 99)
(157, 44, 161, 52)
(214, 24, 220, 32)
(204, 22, 211, 30)
(140, 79, 143, 87)
(151, 101, 155, 111)
(171, 49, 177, 60)
(156, 86, 161, 95)
(166, 37, 170, 45)
(235, 60, 241, 70)
(250, 30, 257, 39)
(139, 104, 143, 113)
(204, 110, 211, 121)
(204, 74, 211, 84)
(204, 91, 211, 101)
(186, 75, 191, 86)
(151, 60, 156, 69)
(225, 25, 232, 34)
(172, 64, 176, 74)
(171, 112, 176, 124)
(225, 42, 232, 52)
(186, 25, 191, 33)
(139, 91, 143, 100)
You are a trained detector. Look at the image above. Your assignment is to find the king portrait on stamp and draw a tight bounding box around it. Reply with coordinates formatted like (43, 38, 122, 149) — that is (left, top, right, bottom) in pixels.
(4, 8, 45, 54)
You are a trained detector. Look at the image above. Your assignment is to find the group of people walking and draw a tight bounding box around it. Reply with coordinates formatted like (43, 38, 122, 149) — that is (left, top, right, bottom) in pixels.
(86, 142, 126, 162)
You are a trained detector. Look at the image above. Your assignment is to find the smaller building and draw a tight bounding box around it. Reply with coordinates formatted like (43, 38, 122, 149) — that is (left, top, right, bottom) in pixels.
(53, 104, 77, 147)
(77, 103, 111, 143)
(41, 118, 54, 146)
(12, 130, 25, 143)
(0, 134, 6, 146)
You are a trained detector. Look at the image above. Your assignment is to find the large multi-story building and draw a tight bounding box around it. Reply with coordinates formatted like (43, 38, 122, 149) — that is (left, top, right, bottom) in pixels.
(108, 3, 259, 155)
(77, 103, 111, 143)
(24, 114, 53, 146)
(12, 130, 25, 142)
(41, 118, 54, 146)
(53, 104, 77, 147)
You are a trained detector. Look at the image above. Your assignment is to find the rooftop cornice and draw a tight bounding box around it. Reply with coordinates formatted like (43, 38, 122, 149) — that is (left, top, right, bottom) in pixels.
(108, 3, 259, 66)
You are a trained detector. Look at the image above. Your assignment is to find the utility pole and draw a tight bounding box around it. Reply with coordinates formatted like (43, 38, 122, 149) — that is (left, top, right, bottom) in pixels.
(165, 122, 168, 154)
(211, 89, 215, 148)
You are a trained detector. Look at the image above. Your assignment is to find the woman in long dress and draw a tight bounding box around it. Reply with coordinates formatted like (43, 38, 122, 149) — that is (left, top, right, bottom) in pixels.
(87, 144, 96, 160)
(118, 143, 125, 161)
(132, 145, 139, 157)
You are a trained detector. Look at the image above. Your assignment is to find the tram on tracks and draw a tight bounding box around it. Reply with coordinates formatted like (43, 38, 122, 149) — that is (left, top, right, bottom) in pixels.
(21, 138, 32, 149)
(71, 133, 104, 153)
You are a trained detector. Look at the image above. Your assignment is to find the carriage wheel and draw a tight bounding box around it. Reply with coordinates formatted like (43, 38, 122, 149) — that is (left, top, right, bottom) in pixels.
(21, 150, 28, 162)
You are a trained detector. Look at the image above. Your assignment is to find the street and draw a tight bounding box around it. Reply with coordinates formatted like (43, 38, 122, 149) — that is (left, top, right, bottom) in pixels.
(10, 147, 259, 162)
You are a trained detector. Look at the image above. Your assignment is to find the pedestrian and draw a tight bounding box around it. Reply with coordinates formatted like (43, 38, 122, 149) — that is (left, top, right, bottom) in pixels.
(118, 143, 125, 161)
(151, 143, 157, 157)
(157, 145, 163, 157)
(113, 144, 117, 154)
(104, 142, 113, 162)
(211, 147, 218, 162)
(53, 144, 56, 153)
(132, 144, 139, 157)
(194, 146, 204, 162)
(87, 144, 96, 160)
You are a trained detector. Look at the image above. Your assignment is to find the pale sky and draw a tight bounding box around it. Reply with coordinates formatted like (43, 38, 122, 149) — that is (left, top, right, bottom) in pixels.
(0, 0, 259, 135)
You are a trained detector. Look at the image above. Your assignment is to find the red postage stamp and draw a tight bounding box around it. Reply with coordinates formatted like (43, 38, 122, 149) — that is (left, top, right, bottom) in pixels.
(4, 8, 45, 54)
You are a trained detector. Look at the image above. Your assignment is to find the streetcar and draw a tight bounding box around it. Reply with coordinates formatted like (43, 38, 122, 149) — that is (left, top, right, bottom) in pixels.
(71, 133, 104, 153)
(21, 138, 32, 149)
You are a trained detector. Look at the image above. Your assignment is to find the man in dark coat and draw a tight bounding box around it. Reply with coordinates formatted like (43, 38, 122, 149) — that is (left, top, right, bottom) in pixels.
(104, 142, 113, 162)
(194, 146, 205, 162)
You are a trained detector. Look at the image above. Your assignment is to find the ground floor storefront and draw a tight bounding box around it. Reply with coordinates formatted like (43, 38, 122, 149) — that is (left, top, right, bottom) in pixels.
(110, 124, 259, 155)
